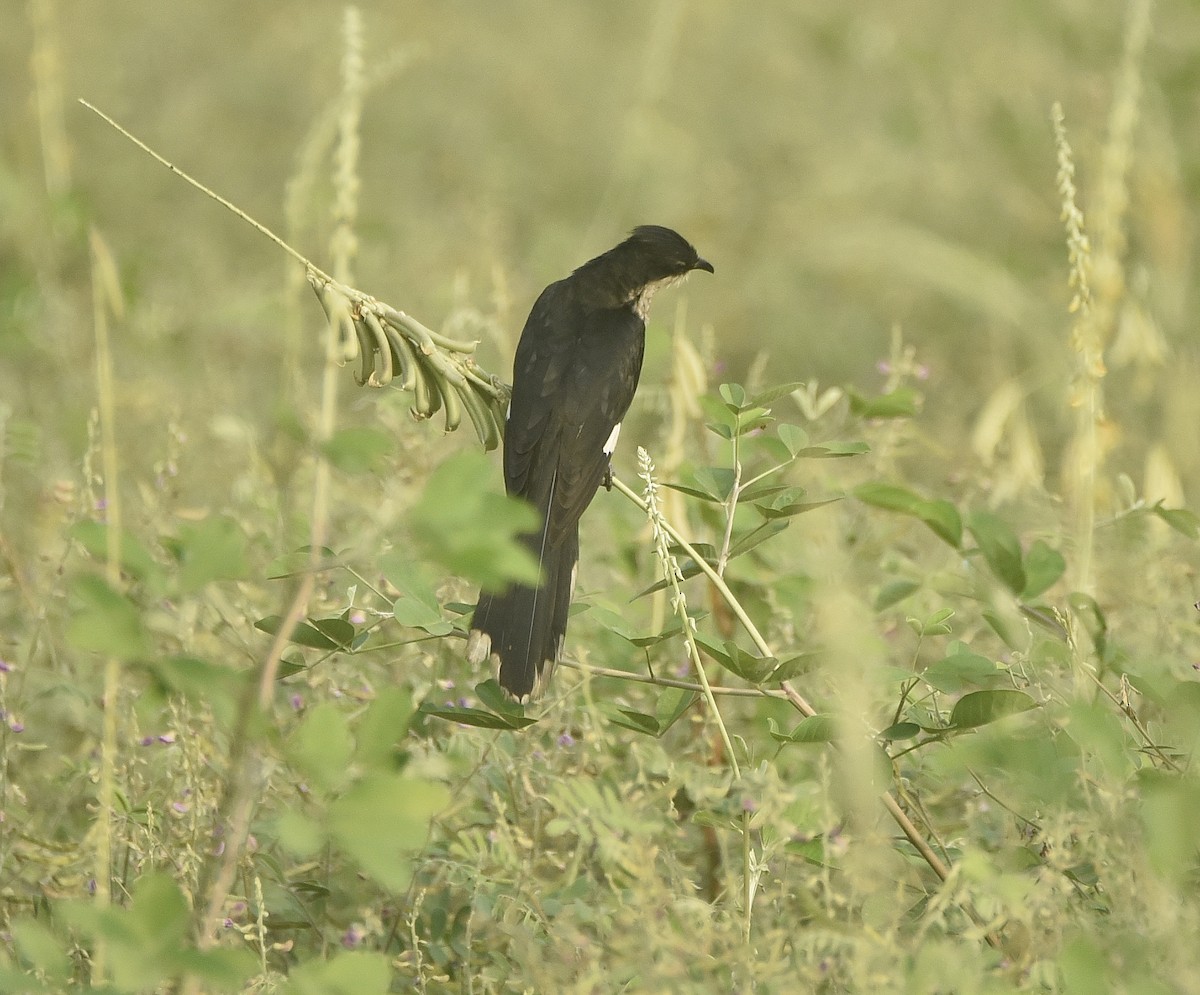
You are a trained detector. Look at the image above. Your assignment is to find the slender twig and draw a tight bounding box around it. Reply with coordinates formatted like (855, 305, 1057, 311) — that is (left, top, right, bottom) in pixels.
(78, 100, 331, 283)
(89, 229, 125, 985)
(559, 659, 787, 698)
(966, 768, 1042, 832)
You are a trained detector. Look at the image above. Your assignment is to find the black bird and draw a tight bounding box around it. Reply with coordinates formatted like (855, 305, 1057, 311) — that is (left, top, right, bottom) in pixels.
(467, 226, 714, 699)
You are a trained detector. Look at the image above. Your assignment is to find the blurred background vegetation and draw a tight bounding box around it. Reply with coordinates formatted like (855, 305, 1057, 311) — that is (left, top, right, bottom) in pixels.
(4, 0, 1200, 991)
(5, 0, 1200, 503)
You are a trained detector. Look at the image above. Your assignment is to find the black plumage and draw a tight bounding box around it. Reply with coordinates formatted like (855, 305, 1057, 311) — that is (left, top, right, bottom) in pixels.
(467, 226, 713, 699)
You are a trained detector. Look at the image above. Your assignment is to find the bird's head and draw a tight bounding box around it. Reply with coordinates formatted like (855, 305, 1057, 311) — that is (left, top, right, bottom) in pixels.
(575, 225, 713, 314)
(621, 225, 714, 281)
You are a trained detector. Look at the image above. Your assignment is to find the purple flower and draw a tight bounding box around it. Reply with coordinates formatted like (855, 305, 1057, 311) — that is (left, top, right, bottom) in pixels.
(0, 659, 11, 672)
(290, 694, 304, 711)
(9, 720, 23, 734)
(557, 733, 575, 748)
(341, 925, 364, 949)
(158, 732, 176, 745)
(140, 735, 155, 747)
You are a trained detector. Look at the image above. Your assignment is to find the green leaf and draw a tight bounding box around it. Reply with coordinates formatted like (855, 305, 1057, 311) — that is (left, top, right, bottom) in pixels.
(1138, 770, 1200, 877)
(692, 466, 737, 503)
(913, 499, 962, 547)
(768, 715, 836, 743)
(288, 703, 355, 793)
(874, 579, 920, 610)
(750, 382, 807, 407)
(10, 918, 70, 982)
(354, 688, 415, 769)
(766, 652, 819, 683)
(255, 614, 342, 650)
(1021, 539, 1066, 598)
(719, 382, 748, 411)
(734, 408, 773, 435)
(777, 423, 809, 456)
(419, 704, 518, 728)
(1067, 592, 1107, 641)
(879, 721, 921, 742)
(276, 809, 324, 857)
(608, 708, 662, 736)
(409, 451, 541, 590)
(947, 689, 1036, 729)
(475, 678, 526, 717)
(921, 645, 1003, 693)
(285, 951, 393, 995)
(69, 521, 162, 586)
(321, 426, 393, 474)
(1151, 503, 1200, 539)
(63, 873, 213, 991)
(726, 520, 789, 561)
(966, 510, 1026, 593)
(856, 482, 923, 513)
(172, 516, 248, 591)
(328, 774, 450, 891)
(796, 440, 870, 459)
(623, 622, 691, 648)
(906, 606, 954, 637)
(855, 483, 960, 546)
(655, 686, 698, 732)
(384, 563, 453, 636)
(662, 481, 723, 502)
(142, 655, 245, 725)
(694, 633, 779, 683)
(697, 394, 737, 438)
(66, 574, 149, 659)
(982, 607, 1025, 650)
(419, 688, 538, 729)
(847, 386, 920, 419)
(753, 489, 839, 520)
(311, 616, 357, 648)
(785, 836, 830, 866)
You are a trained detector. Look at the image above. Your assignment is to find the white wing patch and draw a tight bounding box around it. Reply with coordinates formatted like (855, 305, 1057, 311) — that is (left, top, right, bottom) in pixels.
(603, 422, 622, 456)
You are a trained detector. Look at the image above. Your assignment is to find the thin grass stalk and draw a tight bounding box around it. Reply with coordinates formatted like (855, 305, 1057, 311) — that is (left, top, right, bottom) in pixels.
(1051, 104, 1099, 604)
(194, 9, 365, 956)
(88, 229, 126, 984)
(635, 448, 754, 942)
(612, 471, 995, 941)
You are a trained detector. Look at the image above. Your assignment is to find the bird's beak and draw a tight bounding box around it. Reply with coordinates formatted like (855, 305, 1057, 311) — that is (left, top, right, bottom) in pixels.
(694, 258, 714, 274)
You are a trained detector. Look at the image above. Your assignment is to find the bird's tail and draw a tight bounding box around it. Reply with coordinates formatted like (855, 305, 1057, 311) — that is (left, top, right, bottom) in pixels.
(467, 526, 579, 700)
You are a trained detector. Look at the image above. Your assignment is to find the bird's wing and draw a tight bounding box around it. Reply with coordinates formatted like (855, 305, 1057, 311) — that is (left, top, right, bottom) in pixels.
(503, 284, 645, 544)
(546, 308, 644, 543)
(503, 280, 576, 502)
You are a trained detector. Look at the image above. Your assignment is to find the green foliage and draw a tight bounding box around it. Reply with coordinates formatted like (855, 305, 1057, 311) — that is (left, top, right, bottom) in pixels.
(56, 874, 257, 991)
(408, 450, 542, 590)
(6, 4, 1200, 991)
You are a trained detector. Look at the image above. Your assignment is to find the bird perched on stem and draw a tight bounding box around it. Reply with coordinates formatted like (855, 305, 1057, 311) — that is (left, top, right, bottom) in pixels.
(467, 225, 714, 700)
